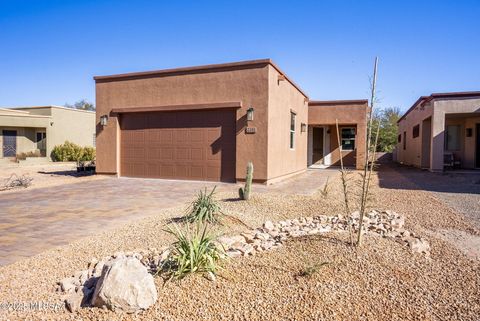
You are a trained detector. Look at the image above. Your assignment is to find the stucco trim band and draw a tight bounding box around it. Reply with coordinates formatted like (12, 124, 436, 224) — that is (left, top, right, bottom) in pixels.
(111, 101, 242, 114)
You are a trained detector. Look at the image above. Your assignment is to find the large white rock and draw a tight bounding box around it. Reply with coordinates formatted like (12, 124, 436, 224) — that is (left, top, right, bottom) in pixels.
(91, 257, 158, 313)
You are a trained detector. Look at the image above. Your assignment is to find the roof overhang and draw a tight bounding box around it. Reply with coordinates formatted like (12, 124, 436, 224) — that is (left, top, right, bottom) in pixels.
(398, 91, 480, 123)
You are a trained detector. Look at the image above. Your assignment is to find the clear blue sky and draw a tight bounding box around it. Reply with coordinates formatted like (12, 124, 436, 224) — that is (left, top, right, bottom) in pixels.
(1, 0, 479, 113)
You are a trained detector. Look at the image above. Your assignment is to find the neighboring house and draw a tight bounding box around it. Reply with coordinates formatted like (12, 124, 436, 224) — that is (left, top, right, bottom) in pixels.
(0, 106, 95, 161)
(95, 59, 367, 183)
(396, 91, 480, 171)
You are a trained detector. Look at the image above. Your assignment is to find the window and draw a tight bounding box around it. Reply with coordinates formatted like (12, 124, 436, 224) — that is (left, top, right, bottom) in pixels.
(340, 128, 356, 151)
(403, 131, 406, 150)
(445, 125, 461, 151)
(412, 124, 420, 138)
(36, 132, 46, 150)
(289, 112, 296, 149)
(398, 134, 401, 143)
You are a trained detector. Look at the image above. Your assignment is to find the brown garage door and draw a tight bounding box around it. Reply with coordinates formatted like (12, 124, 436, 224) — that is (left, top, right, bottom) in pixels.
(120, 109, 236, 182)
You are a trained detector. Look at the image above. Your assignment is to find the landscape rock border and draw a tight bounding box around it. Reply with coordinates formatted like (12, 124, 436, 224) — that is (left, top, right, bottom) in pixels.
(57, 209, 430, 313)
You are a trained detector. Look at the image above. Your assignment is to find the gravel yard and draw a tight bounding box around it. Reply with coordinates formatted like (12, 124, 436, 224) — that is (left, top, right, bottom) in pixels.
(0, 162, 104, 192)
(0, 166, 479, 320)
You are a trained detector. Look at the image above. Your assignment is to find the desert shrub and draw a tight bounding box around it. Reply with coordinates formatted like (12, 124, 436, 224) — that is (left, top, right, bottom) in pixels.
(296, 262, 329, 279)
(51, 141, 95, 162)
(16, 150, 41, 161)
(78, 146, 96, 162)
(1, 174, 33, 191)
(185, 186, 222, 223)
(163, 223, 225, 280)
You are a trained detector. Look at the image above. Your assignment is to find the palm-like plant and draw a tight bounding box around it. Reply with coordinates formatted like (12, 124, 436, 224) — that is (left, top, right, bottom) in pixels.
(185, 186, 222, 223)
(163, 223, 225, 280)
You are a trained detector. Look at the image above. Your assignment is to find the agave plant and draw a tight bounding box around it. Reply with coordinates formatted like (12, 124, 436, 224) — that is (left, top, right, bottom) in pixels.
(185, 186, 222, 223)
(163, 223, 225, 280)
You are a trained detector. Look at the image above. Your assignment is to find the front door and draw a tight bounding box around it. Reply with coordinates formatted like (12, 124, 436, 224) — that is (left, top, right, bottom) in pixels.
(36, 132, 47, 156)
(2, 130, 17, 157)
(312, 127, 324, 164)
(476, 124, 480, 168)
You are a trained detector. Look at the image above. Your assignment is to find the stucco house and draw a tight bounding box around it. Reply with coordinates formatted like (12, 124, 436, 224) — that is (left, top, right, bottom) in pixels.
(95, 59, 368, 183)
(0, 106, 95, 161)
(396, 91, 480, 171)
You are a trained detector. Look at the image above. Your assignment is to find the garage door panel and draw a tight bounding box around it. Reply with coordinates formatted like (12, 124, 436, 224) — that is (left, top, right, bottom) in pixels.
(120, 109, 236, 182)
(176, 129, 189, 143)
(160, 164, 175, 178)
(191, 148, 204, 160)
(176, 147, 190, 160)
(190, 166, 204, 179)
(160, 147, 174, 160)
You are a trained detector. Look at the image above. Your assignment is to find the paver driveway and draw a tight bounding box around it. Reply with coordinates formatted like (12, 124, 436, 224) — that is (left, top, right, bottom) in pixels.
(0, 169, 335, 266)
(0, 177, 229, 266)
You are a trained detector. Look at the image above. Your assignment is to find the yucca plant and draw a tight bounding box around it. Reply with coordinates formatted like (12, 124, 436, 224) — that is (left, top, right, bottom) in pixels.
(163, 223, 225, 280)
(185, 186, 222, 223)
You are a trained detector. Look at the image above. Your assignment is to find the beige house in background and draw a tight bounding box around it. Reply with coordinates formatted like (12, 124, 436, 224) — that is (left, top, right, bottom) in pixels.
(396, 91, 480, 171)
(95, 59, 367, 184)
(0, 106, 95, 161)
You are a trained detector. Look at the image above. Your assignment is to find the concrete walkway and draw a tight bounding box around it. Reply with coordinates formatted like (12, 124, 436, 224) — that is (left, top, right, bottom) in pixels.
(0, 169, 335, 266)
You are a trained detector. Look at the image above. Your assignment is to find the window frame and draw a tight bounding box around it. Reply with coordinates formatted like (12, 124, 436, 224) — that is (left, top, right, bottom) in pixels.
(340, 127, 356, 151)
(412, 124, 420, 138)
(289, 111, 296, 150)
(445, 124, 461, 151)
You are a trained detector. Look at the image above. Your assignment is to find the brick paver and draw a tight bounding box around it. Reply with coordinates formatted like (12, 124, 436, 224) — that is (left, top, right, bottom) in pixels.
(0, 169, 334, 266)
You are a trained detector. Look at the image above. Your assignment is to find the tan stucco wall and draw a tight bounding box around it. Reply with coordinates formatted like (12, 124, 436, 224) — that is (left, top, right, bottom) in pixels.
(308, 102, 367, 169)
(397, 97, 480, 170)
(266, 65, 308, 181)
(96, 64, 271, 181)
(396, 102, 433, 167)
(47, 107, 95, 157)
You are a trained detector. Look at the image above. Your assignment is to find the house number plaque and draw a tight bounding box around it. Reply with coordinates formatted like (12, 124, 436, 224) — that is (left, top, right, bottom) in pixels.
(245, 127, 257, 134)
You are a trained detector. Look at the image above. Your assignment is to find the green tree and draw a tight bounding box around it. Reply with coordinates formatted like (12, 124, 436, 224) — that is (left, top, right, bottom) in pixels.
(64, 99, 95, 111)
(372, 107, 401, 152)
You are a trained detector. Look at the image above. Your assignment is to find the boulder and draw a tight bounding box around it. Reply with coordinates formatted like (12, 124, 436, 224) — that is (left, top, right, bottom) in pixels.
(91, 257, 158, 313)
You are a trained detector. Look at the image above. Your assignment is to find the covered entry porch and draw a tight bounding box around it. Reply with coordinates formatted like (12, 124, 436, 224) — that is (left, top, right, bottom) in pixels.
(0, 108, 50, 159)
(423, 112, 480, 171)
(307, 100, 368, 170)
(307, 125, 358, 168)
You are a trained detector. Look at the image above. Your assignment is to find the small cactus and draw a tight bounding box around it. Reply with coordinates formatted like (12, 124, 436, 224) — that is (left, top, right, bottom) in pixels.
(239, 162, 253, 200)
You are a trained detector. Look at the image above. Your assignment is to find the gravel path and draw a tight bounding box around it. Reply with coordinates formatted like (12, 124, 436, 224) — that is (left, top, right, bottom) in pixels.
(0, 168, 479, 320)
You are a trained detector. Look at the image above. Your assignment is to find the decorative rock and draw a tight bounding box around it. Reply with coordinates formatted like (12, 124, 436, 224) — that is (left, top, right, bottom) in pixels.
(391, 216, 405, 229)
(254, 232, 271, 241)
(59, 278, 75, 293)
(218, 235, 246, 249)
(88, 258, 98, 269)
(65, 292, 84, 312)
(319, 225, 332, 233)
(91, 257, 158, 313)
(93, 260, 106, 278)
(263, 220, 275, 231)
(226, 250, 242, 258)
(407, 238, 430, 255)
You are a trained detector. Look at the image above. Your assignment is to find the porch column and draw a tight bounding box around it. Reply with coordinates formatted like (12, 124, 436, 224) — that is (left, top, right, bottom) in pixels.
(430, 110, 445, 172)
(356, 122, 366, 170)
